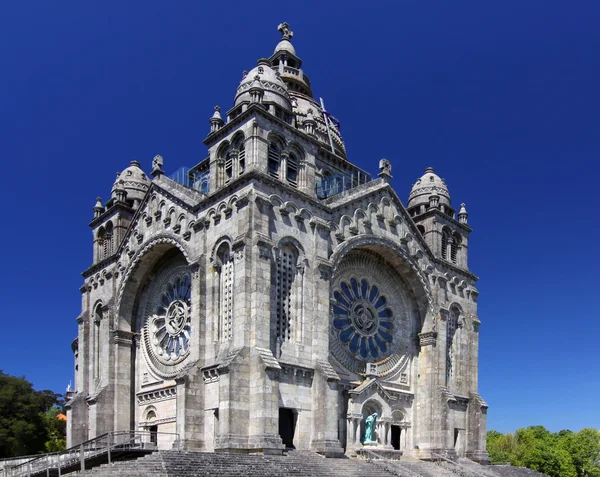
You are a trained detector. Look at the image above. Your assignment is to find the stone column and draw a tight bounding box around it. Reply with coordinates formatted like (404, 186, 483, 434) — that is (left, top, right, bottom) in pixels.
(416, 329, 438, 458)
(112, 329, 135, 434)
(175, 262, 205, 450)
(309, 263, 343, 457)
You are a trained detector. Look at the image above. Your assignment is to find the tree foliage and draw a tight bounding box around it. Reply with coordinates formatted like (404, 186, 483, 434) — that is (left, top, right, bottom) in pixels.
(487, 426, 600, 477)
(0, 370, 64, 458)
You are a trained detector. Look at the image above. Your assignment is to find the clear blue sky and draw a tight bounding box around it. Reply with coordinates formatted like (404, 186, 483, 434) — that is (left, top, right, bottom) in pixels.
(1, 1, 598, 434)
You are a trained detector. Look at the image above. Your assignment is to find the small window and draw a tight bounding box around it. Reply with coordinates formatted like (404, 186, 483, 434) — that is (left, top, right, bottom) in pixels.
(268, 143, 280, 178)
(286, 154, 298, 187)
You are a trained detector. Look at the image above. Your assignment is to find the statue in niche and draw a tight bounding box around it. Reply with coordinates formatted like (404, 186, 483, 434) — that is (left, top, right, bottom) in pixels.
(363, 412, 378, 444)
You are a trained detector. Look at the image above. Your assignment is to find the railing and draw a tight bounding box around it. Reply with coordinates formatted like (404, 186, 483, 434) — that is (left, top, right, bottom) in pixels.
(4, 430, 179, 477)
(431, 452, 491, 477)
(169, 166, 210, 194)
(316, 170, 372, 199)
(359, 449, 424, 477)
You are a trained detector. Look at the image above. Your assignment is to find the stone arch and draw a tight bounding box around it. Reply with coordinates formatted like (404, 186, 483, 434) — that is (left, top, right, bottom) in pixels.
(143, 405, 158, 422)
(116, 235, 192, 332)
(330, 234, 435, 331)
(391, 409, 405, 423)
(271, 236, 308, 354)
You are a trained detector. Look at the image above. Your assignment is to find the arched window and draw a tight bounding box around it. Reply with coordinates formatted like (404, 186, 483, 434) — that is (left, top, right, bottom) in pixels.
(225, 152, 233, 182)
(93, 305, 103, 385)
(232, 134, 246, 176)
(103, 222, 114, 258)
(268, 141, 281, 178)
(441, 228, 450, 260)
(286, 152, 298, 187)
(274, 243, 303, 351)
(451, 233, 461, 264)
(97, 227, 106, 261)
(446, 307, 460, 387)
(216, 242, 234, 341)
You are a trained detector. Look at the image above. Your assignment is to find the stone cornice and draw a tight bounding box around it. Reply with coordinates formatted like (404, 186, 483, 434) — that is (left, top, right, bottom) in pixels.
(82, 256, 117, 279)
(413, 207, 472, 233)
(203, 103, 349, 163)
(88, 202, 134, 229)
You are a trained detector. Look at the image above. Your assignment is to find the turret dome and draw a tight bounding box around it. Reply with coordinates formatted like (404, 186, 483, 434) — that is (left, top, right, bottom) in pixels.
(112, 160, 150, 205)
(274, 38, 296, 56)
(234, 59, 292, 112)
(407, 167, 451, 209)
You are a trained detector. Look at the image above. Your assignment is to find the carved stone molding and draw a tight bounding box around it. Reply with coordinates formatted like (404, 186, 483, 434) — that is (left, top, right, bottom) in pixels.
(137, 386, 177, 404)
(419, 331, 437, 347)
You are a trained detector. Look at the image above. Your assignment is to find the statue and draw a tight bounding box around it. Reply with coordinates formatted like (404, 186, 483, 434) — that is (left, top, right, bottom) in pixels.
(363, 412, 378, 444)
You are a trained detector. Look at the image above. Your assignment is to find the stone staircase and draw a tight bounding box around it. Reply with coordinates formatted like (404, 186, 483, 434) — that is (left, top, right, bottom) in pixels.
(76, 450, 378, 477)
(72, 450, 550, 477)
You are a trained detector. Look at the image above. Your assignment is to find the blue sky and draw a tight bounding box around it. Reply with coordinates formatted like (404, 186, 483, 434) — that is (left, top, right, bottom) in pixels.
(0, 1, 598, 434)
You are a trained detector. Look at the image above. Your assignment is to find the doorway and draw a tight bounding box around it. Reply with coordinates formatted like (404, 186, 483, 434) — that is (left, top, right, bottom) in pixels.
(278, 408, 297, 449)
(391, 425, 401, 450)
(149, 425, 158, 446)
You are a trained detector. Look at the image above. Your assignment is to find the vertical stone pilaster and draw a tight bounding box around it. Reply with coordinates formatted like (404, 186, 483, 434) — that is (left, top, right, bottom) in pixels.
(214, 348, 251, 452)
(415, 329, 438, 457)
(175, 261, 206, 450)
(248, 349, 284, 454)
(112, 329, 135, 434)
(310, 360, 344, 457)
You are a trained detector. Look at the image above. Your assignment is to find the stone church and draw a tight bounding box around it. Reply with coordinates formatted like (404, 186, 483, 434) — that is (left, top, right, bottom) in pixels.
(66, 23, 489, 463)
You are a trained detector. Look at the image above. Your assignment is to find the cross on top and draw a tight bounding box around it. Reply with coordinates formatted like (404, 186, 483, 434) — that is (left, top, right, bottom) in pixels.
(278, 22, 293, 41)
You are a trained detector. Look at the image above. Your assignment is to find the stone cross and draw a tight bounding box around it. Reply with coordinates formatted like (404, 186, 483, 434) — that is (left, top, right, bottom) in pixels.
(278, 22, 293, 41)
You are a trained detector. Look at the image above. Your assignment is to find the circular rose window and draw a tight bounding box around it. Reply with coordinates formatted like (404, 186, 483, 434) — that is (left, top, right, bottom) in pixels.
(330, 251, 412, 376)
(141, 264, 192, 378)
(333, 277, 394, 360)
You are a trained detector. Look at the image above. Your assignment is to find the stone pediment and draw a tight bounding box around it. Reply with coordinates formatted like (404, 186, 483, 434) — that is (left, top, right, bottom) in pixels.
(326, 180, 435, 265)
(115, 178, 200, 261)
(349, 378, 414, 404)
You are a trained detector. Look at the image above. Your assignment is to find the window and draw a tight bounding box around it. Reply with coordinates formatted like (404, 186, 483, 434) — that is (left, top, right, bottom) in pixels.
(286, 153, 298, 187)
(238, 145, 245, 175)
(446, 307, 460, 387)
(225, 153, 233, 182)
(104, 222, 113, 257)
(268, 143, 280, 178)
(275, 244, 300, 344)
(216, 243, 234, 341)
(441, 229, 450, 260)
(451, 233, 460, 264)
(93, 306, 102, 385)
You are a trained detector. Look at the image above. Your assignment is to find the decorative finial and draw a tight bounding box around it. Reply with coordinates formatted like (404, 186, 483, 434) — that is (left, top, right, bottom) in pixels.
(152, 154, 164, 178)
(378, 158, 392, 181)
(458, 203, 469, 224)
(209, 106, 225, 133)
(93, 197, 104, 218)
(278, 22, 293, 41)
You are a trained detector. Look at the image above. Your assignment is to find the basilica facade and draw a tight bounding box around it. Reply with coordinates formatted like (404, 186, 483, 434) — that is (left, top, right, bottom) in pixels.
(66, 23, 489, 463)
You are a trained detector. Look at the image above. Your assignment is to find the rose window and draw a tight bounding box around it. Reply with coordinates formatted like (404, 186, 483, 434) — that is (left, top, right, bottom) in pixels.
(333, 277, 394, 361)
(142, 266, 192, 377)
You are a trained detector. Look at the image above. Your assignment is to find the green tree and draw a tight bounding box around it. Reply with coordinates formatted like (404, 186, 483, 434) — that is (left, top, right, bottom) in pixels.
(558, 428, 600, 477)
(0, 370, 62, 458)
(42, 407, 66, 453)
(488, 426, 600, 477)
